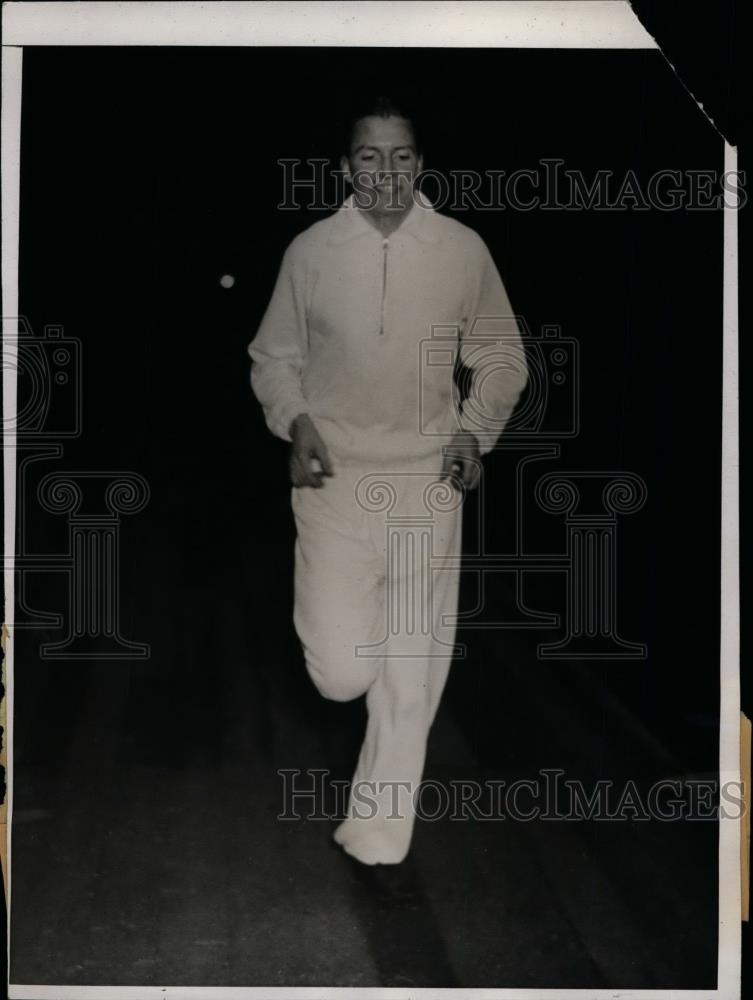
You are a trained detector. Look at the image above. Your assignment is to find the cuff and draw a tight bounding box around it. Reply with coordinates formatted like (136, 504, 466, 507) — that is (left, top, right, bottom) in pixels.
(273, 400, 310, 443)
(458, 406, 499, 457)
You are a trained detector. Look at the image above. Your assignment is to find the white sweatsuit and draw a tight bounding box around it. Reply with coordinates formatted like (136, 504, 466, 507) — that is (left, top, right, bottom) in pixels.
(248, 190, 527, 864)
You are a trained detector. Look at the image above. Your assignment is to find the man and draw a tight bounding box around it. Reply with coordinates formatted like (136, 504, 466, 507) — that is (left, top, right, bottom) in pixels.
(248, 97, 528, 871)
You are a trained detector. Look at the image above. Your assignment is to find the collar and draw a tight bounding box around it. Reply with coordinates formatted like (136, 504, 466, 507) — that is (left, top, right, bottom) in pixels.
(327, 187, 440, 245)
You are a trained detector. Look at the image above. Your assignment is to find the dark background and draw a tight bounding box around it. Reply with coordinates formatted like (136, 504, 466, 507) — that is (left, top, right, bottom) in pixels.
(4, 38, 736, 989)
(17, 43, 724, 761)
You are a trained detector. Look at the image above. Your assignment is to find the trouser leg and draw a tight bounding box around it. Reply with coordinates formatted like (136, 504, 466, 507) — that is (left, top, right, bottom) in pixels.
(334, 465, 463, 864)
(290, 475, 384, 704)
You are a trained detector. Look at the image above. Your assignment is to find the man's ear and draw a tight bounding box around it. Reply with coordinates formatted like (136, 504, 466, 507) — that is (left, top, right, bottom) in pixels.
(416, 153, 424, 174)
(340, 154, 351, 183)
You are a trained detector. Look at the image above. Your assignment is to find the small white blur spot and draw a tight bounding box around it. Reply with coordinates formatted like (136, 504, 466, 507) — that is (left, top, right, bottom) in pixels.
(220, 274, 235, 289)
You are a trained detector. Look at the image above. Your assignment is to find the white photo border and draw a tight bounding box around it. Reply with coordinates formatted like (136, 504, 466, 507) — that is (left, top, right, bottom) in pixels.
(1, 3, 741, 999)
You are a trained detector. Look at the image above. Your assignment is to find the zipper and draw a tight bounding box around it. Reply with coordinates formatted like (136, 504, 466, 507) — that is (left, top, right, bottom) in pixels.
(379, 237, 389, 335)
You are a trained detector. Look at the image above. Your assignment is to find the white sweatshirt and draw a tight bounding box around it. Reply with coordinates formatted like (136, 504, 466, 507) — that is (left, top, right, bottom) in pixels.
(248, 191, 528, 463)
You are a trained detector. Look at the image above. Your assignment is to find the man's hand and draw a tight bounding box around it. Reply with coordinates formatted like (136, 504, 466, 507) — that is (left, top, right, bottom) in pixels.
(289, 414, 334, 488)
(440, 431, 482, 491)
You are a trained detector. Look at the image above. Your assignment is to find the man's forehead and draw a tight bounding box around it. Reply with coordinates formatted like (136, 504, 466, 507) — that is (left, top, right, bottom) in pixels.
(351, 115, 416, 150)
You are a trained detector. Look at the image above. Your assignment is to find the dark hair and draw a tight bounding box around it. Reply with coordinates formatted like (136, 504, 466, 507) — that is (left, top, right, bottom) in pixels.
(338, 93, 423, 158)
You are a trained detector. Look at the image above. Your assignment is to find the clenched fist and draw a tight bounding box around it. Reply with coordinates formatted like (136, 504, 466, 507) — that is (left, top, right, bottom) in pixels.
(440, 431, 482, 490)
(288, 413, 334, 488)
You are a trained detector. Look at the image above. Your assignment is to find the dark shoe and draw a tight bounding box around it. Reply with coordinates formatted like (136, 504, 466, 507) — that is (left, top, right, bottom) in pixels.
(342, 849, 420, 904)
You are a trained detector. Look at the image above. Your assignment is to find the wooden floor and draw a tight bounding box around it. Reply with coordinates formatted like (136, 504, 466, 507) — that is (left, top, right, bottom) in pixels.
(8, 493, 719, 989)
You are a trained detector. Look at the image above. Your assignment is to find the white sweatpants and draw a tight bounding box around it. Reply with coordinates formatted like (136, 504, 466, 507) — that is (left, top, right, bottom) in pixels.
(290, 449, 463, 865)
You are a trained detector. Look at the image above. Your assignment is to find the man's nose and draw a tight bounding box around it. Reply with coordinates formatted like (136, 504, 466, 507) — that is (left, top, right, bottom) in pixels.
(378, 161, 405, 178)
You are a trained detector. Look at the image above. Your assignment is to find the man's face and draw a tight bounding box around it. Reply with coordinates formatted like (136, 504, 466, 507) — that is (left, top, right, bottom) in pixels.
(341, 115, 423, 214)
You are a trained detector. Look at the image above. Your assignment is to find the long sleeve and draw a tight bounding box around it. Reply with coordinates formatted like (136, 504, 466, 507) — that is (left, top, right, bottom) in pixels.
(247, 243, 310, 442)
(457, 239, 528, 455)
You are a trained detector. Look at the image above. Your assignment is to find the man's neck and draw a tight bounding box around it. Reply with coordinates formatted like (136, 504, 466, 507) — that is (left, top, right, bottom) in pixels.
(354, 201, 413, 238)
